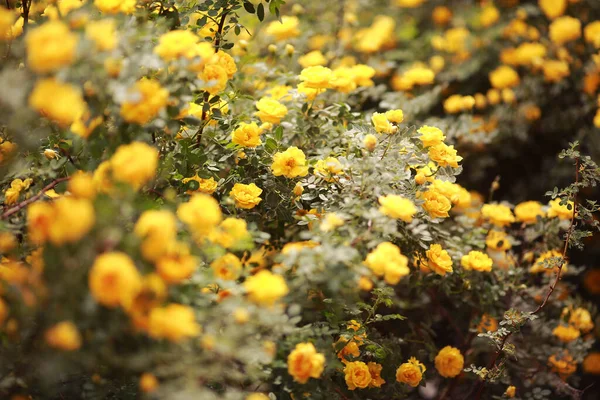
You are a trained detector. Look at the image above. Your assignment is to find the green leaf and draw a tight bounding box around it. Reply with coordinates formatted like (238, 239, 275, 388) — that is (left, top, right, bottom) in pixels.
(243, 1, 255, 14)
(257, 3, 265, 21)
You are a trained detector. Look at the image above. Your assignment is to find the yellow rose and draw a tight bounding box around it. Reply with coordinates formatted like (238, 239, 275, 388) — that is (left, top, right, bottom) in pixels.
(426, 244, 453, 276)
(549, 16, 581, 45)
(265, 16, 300, 41)
(461, 250, 493, 272)
(26, 21, 78, 73)
(299, 66, 333, 89)
(418, 125, 445, 147)
(154, 29, 199, 61)
(539, 0, 567, 20)
(514, 201, 545, 224)
(485, 230, 511, 251)
(230, 183, 263, 209)
(271, 147, 309, 178)
(481, 203, 515, 227)
(489, 65, 520, 89)
(364, 242, 410, 285)
(85, 19, 117, 52)
(255, 97, 288, 124)
(148, 304, 201, 342)
(378, 194, 417, 223)
(109, 142, 159, 190)
(245, 270, 289, 306)
(45, 321, 81, 351)
(367, 362, 386, 388)
(547, 198, 574, 220)
(396, 357, 426, 387)
(343, 361, 372, 390)
(363, 134, 377, 151)
(371, 112, 396, 134)
(232, 122, 263, 147)
(287, 342, 325, 383)
(314, 157, 343, 181)
(177, 193, 222, 236)
(29, 78, 86, 127)
(435, 346, 464, 378)
(421, 189, 452, 219)
(89, 252, 142, 308)
(583, 352, 600, 375)
(548, 350, 577, 379)
(94, 0, 137, 14)
(552, 324, 580, 343)
(120, 79, 169, 125)
(505, 385, 516, 398)
(428, 143, 463, 168)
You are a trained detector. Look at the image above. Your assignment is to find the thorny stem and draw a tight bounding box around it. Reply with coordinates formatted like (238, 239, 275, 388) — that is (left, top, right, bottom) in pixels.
(213, 8, 230, 53)
(2, 177, 71, 219)
(471, 157, 580, 400)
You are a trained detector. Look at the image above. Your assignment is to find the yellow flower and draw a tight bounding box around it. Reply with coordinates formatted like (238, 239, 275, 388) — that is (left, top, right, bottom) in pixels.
(156, 242, 197, 284)
(85, 19, 117, 51)
(232, 122, 263, 147)
(426, 244, 453, 276)
(110, 142, 159, 190)
(139, 373, 159, 393)
(395, 0, 425, 7)
(481, 203, 515, 227)
(549, 16, 581, 45)
(584, 21, 600, 48)
(543, 60, 570, 83)
(94, 0, 137, 14)
(271, 147, 309, 178)
(514, 201, 545, 224)
(209, 217, 250, 248)
(244, 270, 289, 306)
(568, 307, 594, 332)
(314, 157, 343, 181)
(344, 361, 372, 390)
(461, 251, 493, 272)
(435, 346, 464, 378)
(120, 79, 169, 125)
(364, 242, 410, 285)
(548, 350, 577, 379)
(230, 183, 263, 209)
(0, 7, 17, 41)
(89, 252, 142, 308)
(371, 112, 396, 134)
(489, 66, 520, 89)
(287, 342, 325, 384)
(320, 213, 344, 232)
(267, 85, 293, 101)
(480, 5, 499, 27)
(367, 362, 386, 388)
(299, 50, 327, 68)
(583, 352, 600, 375)
(29, 79, 86, 127)
(418, 126, 445, 147)
(552, 324, 580, 342)
(476, 314, 498, 333)
(421, 189, 452, 219)
(336, 338, 360, 363)
(378, 194, 417, 223)
(255, 97, 288, 124)
(486, 230, 511, 251)
(211, 253, 242, 280)
(505, 385, 516, 398)
(547, 198, 574, 220)
(45, 321, 81, 351)
(154, 30, 199, 61)
(68, 171, 96, 199)
(363, 134, 377, 151)
(265, 16, 300, 41)
(148, 304, 201, 342)
(246, 394, 269, 400)
(177, 193, 223, 236)
(299, 66, 333, 89)
(200, 64, 228, 95)
(26, 21, 78, 73)
(0, 232, 16, 253)
(530, 250, 564, 274)
(428, 143, 463, 168)
(182, 174, 218, 195)
(71, 112, 103, 139)
(0, 297, 7, 326)
(396, 357, 426, 387)
(539, 0, 567, 20)
(385, 109, 404, 124)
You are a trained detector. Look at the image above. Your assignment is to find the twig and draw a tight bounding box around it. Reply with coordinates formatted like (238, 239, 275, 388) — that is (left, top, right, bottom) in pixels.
(213, 8, 230, 53)
(2, 177, 70, 219)
(471, 157, 580, 400)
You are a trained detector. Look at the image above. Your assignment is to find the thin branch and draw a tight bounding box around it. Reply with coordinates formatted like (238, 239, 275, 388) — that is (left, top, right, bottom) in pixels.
(2, 177, 70, 219)
(213, 8, 230, 53)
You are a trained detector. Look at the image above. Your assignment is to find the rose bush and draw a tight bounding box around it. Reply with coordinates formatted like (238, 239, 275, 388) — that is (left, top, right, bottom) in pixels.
(1, 1, 600, 399)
